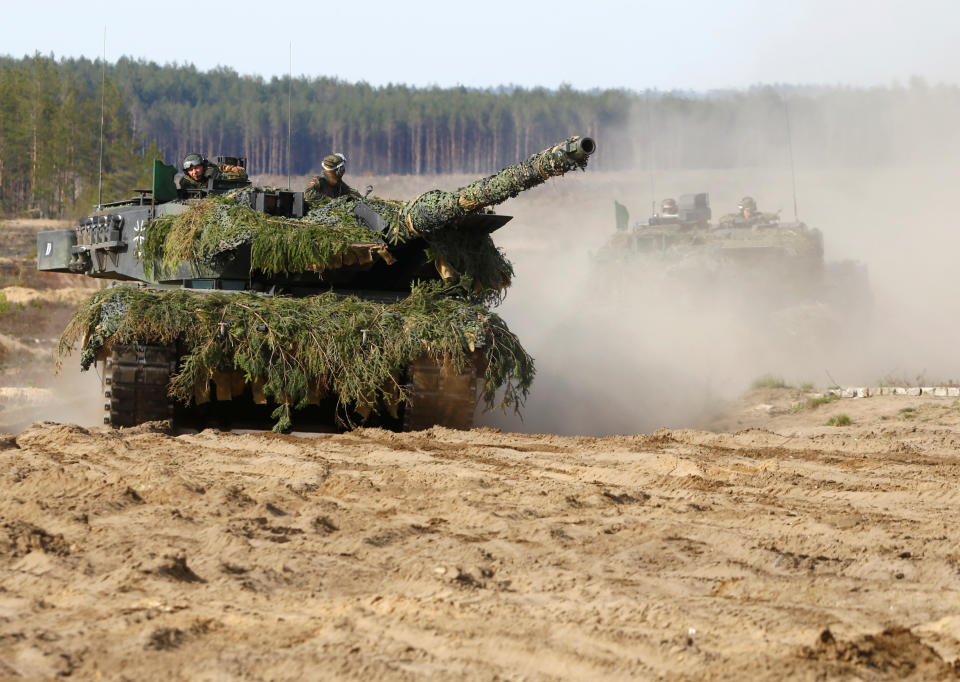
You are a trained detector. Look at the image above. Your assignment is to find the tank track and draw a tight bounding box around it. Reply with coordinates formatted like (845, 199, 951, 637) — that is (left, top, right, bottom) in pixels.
(100, 346, 478, 431)
(402, 357, 480, 431)
(102, 344, 176, 427)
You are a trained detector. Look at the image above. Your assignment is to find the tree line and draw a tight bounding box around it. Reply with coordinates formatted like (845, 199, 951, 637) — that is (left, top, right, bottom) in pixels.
(2, 54, 959, 218)
(0, 55, 157, 218)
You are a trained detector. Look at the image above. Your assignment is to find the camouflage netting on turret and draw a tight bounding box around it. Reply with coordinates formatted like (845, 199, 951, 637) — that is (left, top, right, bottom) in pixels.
(305, 194, 513, 292)
(142, 195, 390, 279)
(140, 136, 591, 290)
(141, 193, 513, 292)
(59, 283, 535, 432)
(424, 227, 513, 296)
(302, 193, 404, 229)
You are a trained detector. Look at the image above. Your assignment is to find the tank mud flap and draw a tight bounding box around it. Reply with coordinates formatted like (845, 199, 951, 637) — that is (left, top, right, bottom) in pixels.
(102, 344, 176, 427)
(402, 357, 479, 431)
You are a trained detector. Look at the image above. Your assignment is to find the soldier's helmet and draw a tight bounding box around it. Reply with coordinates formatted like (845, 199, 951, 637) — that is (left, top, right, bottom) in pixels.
(738, 196, 757, 212)
(322, 153, 347, 178)
(661, 198, 678, 216)
(182, 153, 205, 171)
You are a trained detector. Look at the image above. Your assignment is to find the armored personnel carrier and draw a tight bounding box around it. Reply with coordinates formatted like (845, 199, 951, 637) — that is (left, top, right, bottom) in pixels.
(40, 137, 596, 431)
(597, 193, 868, 318)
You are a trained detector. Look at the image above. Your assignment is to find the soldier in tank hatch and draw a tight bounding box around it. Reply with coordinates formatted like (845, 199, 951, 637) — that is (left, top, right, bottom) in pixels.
(179, 153, 213, 190)
(719, 195, 778, 227)
(304, 153, 360, 201)
(661, 198, 679, 217)
(179, 153, 250, 192)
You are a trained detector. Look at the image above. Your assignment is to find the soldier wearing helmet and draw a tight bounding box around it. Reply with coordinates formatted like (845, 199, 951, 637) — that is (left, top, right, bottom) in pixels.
(179, 153, 213, 190)
(304, 153, 360, 201)
(644, 194, 711, 229)
(738, 196, 758, 219)
(720, 195, 778, 228)
(661, 198, 679, 218)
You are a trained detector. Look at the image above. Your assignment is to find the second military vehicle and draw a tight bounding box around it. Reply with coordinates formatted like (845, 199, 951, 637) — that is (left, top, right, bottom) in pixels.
(596, 193, 870, 329)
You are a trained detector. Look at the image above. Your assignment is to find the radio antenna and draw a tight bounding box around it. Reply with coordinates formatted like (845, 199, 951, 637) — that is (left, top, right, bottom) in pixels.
(783, 96, 799, 222)
(286, 43, 292, 190)
(97, 26, 106, 208)
(647, 94, 656, 216)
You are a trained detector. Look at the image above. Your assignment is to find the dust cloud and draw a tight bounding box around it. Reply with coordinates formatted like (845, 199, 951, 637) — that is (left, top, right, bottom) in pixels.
(19, 95, 957, 438)
(0, 332, 103, 433)
(0, 279, 104, 433)
(463, 103, 960, 435)
(0, 359, 103, 433)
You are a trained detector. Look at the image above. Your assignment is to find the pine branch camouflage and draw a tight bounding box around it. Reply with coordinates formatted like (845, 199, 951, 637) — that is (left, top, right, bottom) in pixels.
(60, 283, 534, 432)
(141, 137, 591, 289)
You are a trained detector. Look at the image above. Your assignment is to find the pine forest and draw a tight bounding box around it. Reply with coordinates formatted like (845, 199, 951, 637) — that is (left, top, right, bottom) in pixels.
(1, 54, 958, 218)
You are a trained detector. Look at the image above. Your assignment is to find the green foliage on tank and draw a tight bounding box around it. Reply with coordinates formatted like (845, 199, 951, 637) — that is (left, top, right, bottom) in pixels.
(140, 137, 593, 292)
(60, 281, 535, 432)
(142, 195, 387, 280)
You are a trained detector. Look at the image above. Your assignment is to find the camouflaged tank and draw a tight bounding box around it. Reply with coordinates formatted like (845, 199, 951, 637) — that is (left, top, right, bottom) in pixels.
(40, 138, 596, 431)
(597, 193, 869, 317)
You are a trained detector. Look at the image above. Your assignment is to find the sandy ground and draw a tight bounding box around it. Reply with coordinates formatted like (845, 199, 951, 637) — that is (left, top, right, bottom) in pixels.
(4, 395, 960, 680)
(2, 166, 960, 681)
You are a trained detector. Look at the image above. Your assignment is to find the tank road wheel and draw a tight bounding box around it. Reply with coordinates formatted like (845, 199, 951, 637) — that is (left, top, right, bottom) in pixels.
(402, 357, 480, 431)
(102, 344, 177, 427)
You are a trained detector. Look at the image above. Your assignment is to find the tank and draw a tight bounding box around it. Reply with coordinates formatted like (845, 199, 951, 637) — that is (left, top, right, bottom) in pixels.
(39, 137, 596, 431)
(596, 193, 869, 320)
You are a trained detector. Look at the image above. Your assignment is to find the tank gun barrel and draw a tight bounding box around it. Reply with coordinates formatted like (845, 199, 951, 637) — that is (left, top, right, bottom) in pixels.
(394, 135, 596, 239)
(555, 136, 596, 163)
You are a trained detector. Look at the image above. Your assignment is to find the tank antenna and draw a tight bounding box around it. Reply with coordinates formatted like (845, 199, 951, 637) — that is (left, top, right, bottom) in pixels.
(286, 43, 292, 190)
(647, 94, 656, 217)
(783, 96, 799, 222)
(97, 26, 106, 209)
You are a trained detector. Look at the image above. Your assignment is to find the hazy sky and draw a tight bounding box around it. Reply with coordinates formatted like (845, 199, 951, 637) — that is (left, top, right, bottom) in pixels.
(4, 0, 958, 91)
